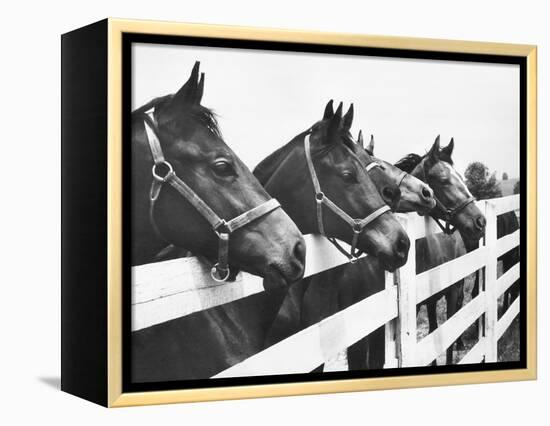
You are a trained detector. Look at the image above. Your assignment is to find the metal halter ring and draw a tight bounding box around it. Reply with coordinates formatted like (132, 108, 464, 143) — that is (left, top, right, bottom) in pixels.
(214, 220, 230, 237)
(352, 222, 363, 233)
(315, 192, 325, 204)
(210, 263, 231, 282)
(152, 161, 174, 182)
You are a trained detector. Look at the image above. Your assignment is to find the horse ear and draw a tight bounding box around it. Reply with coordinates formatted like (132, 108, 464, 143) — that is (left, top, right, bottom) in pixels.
(427, 135, 441, 161)
(441, 137, 454, 159)
(367, 134, 375, 154)
(323, 99, 334, 120)
(326, 102, 343, 144)
(357, 130, 364, 148)
(342, 103, 354, 130)
(195, 72, 205, 105)
(172, 61, 201, 107)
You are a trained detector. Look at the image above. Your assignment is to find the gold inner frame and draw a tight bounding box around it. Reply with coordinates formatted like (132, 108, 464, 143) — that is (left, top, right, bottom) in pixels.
(106, 18, 537, 407)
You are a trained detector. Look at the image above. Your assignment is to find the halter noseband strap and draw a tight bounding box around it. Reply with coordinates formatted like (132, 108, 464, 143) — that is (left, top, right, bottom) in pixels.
(304, 134, 390, 262)
(143, 109, 281, 282)
(431, 194, 476, 234)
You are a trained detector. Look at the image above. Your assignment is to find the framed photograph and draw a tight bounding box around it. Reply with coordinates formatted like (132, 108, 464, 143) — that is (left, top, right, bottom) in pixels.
(61, 18, 537, 407)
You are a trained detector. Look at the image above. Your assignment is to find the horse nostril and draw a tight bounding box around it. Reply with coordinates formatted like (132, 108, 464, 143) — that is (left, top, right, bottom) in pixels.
(293, 240, 306, 269)
(475, 216, 486, 230)
(421, 187, 432, 200)
(382, 187, 395, 204)
(395, 236, 410, 259)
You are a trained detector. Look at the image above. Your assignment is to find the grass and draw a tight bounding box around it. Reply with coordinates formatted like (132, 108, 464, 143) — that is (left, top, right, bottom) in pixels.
(498, 317, 521, 362)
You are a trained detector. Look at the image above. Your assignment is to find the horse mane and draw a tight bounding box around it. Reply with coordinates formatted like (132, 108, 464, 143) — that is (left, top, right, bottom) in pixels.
(132, 95, 173, 116)
(132, 95, 223, 139)
(254, 125, 358, 185)
(395, 151, 454, 173)
(395, 153, 423, 173)
(254, 133, 306, 185)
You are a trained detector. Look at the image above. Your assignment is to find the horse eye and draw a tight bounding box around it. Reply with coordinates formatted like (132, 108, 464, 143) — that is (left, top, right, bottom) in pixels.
(212, 160, 235, 177)
(341, 171, 357, 183)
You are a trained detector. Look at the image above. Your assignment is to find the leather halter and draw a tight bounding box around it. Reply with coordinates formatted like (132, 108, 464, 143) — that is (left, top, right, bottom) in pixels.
(431, 195, 476, 234)
(142, 109, 282, 282)
(304, 134, 391, 262)
(395, 169, 408, 191)
(416, 163, 476, 235)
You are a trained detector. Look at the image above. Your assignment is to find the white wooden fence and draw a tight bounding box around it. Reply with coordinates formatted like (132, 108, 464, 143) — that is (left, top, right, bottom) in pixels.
(132, 194, 520, 377)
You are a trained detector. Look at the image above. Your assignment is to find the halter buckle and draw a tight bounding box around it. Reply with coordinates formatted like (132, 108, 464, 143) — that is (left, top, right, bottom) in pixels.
(152, 161, 174, 182)
(210, 263, 231, 282)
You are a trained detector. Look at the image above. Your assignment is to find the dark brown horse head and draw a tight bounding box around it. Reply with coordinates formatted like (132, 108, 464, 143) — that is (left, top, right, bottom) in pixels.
(131, 62, 306, 289)
(397, 135, 486, 241)
(328, 105, 402, 210)
(254, 100, 409, 271)
(358, 131, 435, 214)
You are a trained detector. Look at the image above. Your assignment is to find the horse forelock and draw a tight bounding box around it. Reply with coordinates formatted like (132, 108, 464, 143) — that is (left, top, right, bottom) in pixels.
(133, 95, 223, 141)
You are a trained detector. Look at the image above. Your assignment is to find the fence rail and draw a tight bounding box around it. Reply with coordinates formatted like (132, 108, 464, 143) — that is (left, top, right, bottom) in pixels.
(132, 234, 364, 331)
(131, 194, 520, 375)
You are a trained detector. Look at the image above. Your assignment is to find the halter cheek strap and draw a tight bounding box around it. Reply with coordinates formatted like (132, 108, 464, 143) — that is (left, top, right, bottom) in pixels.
(304, 134, 390, 261)
(396, 170, 408, 190)
(143, 109, 281, 282)
(364, 162, 380, 173)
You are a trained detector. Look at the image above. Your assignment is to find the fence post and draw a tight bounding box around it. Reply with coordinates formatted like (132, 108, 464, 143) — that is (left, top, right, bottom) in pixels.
(484, 201, 498, 363)
(396, 215, 417, 367)
(384, 271, 398, 368)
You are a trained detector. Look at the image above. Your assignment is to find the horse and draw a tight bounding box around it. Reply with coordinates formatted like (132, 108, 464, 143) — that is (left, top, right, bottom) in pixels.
(130, 61, 305, 288)
(264, 132, 437, 371)
(131, 62, 309, 382)
(254, 100, 410, 270)
(254, 102, 412, 362)
(341, 132, 438, 370)
(361, 132, 435, 215)
(132, 96, 407, 382)
(395, 135, 486, 365)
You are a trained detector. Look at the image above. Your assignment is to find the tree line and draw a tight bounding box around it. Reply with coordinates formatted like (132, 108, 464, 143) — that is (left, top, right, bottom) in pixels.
(464, 162, 519, 200)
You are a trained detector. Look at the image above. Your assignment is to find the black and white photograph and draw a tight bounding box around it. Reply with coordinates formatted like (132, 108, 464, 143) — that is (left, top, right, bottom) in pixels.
(128, 38, 524, 387)
(4, 0, 545, 419)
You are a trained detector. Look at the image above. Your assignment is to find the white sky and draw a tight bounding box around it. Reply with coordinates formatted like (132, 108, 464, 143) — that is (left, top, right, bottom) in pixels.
(132, 43, 520, 178)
